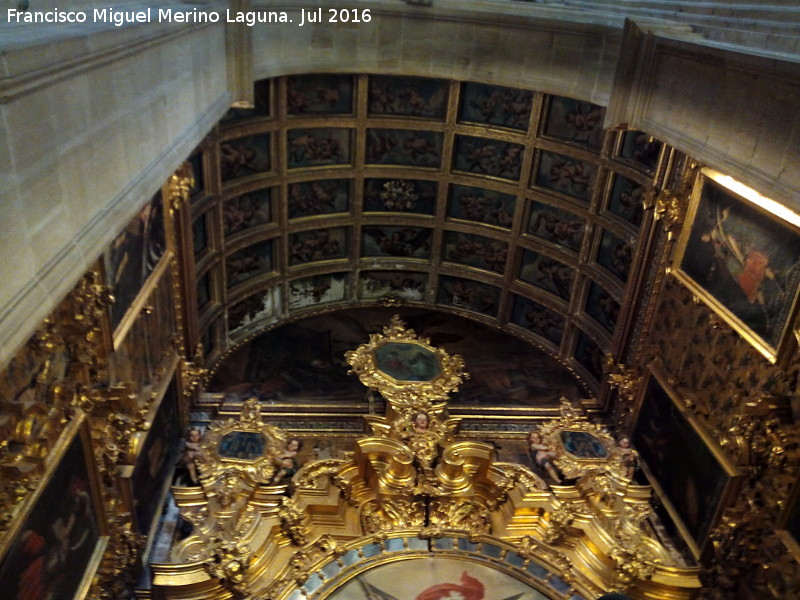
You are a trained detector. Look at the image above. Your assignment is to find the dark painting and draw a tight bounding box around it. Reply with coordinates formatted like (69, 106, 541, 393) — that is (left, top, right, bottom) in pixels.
(131, 381, 180, 533)
(634, 373, 733, 551)
(223, 188, 272, 237)
(574, 330, 605, 382)
(437, 275, 500, 317)
(362, 226, 432, 259)
(287, 74, 354, 115)
(365, 129, 442, 168)
(679, 176, 800, 351)
(228, 288, 279, 335)
(510, 294, 565, 346)
(519, 249, 575, 300)
(218, 431, 267, 460)
(459, 82, 533, 131)
(288, 179, 350, 219)
(542, 95, 605, 148)
(0, 431, 100, 600)
(289, 227, 348, 265)
(368, 75, 448, 118)
(220, 134, 271, 182)
(597, 230, 633, 284)
(619, 130, 662, 172)
(442, 232, 508, 274)
(208, 308, 583, 408)
(447, 184, 515, 228)
(607, 174, 645, 227)
(585, 281, 619, 334)
(527, 201, 586, 253)
(287, 128, 351, 168)
(535, 151, 597, 201)
(364, 178, 437, 215)
(105, 193, 166, 329)
(226, 240, 274, 287)
(359, 271, 427, 302)
(453, 135, 524, 181)
(561, 430, 608, 458)
(221, 78, 270, 121)
(288, 273, 348, 309)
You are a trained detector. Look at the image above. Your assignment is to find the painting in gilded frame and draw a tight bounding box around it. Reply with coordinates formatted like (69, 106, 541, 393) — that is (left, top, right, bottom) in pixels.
(596, 229, 633, 284)
(368, 75, 448, 118)
(105, 192, 166, 330)
(526, 200, 586, 253)
(226, 240, 274, 287)
(223, 188, 272, 237)
(607, 173, 645, 228)
(288, 128, 352, 168)
(287, 74, 354, 115)
(437, 275, 500, 317)
(673, 168, 800, 363)
(365, 129, 443, 168)
(220, 134, 271, 182)
(289, 227, 348, 265)
(459, 82, 533, 131)
(452, 135, 524, 181)
(442, 232, 508, 274)
(585, 280, 620, 334)
(364, 178, 437, 215)
(633, 366, 741, 557)
(131, 380, 180, 534)
(288, 179, 350, 219)
(0, 425, 102, 600)
(362, 226, 432, 259)
(541, 95, 606, 149)
(510, 294, 565, 346)
(519, 249, 575, 300)
(374, 341, 442, 382)
(534, 150, 597, 202)
(447, 184, 515, 228)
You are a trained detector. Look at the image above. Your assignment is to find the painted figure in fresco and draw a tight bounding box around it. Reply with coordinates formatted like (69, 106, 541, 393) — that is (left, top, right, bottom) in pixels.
(529, 210, 585, 248)
(564, 104, 603, 141)
(272, 438, 303, 485)
(528, 429, 563, 484)
(220, 140, 258, 180)
(416, 571, 484, 600)
(548, 157, 592, 196)
(617, 436, 639, 479)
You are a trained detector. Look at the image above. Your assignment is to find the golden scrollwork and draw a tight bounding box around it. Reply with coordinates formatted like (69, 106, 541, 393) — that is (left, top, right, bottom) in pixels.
(653, 189, 688, 240)
(279, 495, 312, 546)
(429, 498, 491, 539)
(361, 498, 425, 534)
(516, 535, 571, 573)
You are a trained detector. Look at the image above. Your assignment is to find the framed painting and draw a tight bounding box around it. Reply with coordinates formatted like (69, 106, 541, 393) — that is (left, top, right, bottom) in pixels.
(226, 239, 274, 287)
(288, 273, 348, 309)
(672, 167, 800, 363)
(526, 200, 586, 253)
(573, 329, 605, 383)
(362, 226, 432, 259)
(584, 280, 620, 334)
(0, 420, 105, 600)
(615, 130, 662, 173)
(130, 379, 180, 535)
(606, 173, 645, 228)
(359, 271, 427, 302)
(633, 364, 742, 558)
(519, 249, 575, 301)
(228, 287, 281, 337)
(596, 229, 633, 284)
(437, 275, 500, 317)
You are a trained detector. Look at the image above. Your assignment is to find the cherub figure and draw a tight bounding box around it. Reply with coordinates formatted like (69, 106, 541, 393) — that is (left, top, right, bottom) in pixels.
(272, 438, 302, 485)
(617, 436, 639, 479)
(528, 429, 563, 484)
(179, 427, 203, 485)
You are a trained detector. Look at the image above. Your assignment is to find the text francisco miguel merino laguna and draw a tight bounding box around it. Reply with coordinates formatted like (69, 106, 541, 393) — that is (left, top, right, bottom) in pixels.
(6, 7, 371, 27)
